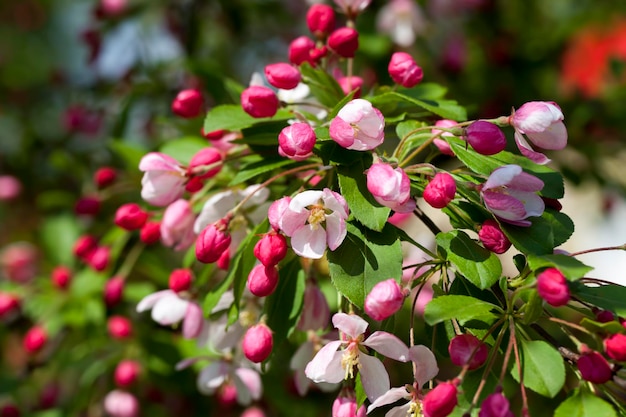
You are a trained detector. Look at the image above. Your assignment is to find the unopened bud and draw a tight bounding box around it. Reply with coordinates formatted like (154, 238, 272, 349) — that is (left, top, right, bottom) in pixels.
(139, 221, 161, 245)
(605, 333, 626, 362)
(465, 121, 506, 156)
(114, 203, 149, 231)
(241, 86, 279, 118)
(104, 276, 125, 307)
(171, 89, 203, 118)
(288, 36, 315, 66)
(169, 268, 193, 293)
(306, 4, 336, 38)
(423, 172, 456, 209)
(242, 323, 273, 363)
(328, 27, 359, 58)
(107, 316, 133, 340)
(577, 349, 612, 384)
(448, 334, 488, 370)
(94, 167, 117, 189)
(23, 326, 47, 354)
(536, 268, 570, 307)
(478, 219, 511, 254)
(265, 63, 302, 90)
(364, 279, 406, 321)
(114, 360, 141, 388)
(388, 52, 423, 88)
(247, 264, 279, 297)
(188, 148, 222, 180)
(51, 266, 72, 290)
(422, 381, 459, 417)
(254, 233, 288, 266)
(195, 223, 231, 264)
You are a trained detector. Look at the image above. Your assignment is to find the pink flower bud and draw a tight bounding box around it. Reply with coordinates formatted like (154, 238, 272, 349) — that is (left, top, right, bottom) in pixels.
(1, 242, 37, 283)
(366, 163, 415, 213)
(297, 282, 330, 331)
(98, 0, 127, 17)
(364, 278, 406, 321)
(448, 334, 488, 370)
(288, 36, 315, 65)
(171, 89, 204, 118)
(217, 383, 238, 409)
(242, 407, 266, 417)
(511, 101, 567, 164)
(423, 172, 456, 209)
(75, 196, 101, 216)
(338, 76, 363, 97)
(605, 333, 626, 362)
(306, 4, 336, 38)
(39, 383, 59, 410)
(595, 309, 615, 323)
(195, 222, 231, 263)
(278, 123, 316, 161)
(114, 360, 141, 388)
(578, 349, 612, 384)
(161, 199, 196, 251)
(169, 268, 193, 293)
(388, 52, 423, 88)
(328, 27, 359, 58)
(268, 197, 291, 231)
(87, 246, 110, 271)
(241, 86, 279, 118)
(115, 203, 149, 231)
(329, 99, 385, 151)
(265, 63, 302, 90)
(139, 152, 186, 207)
(254, 233, 288, 266)
(432, 119, 457, 156)
(188, 148, 222, 179)
(73, 235, 98, 260)
(465, 121, 506, 155)
(478, 392, 514, 417)
(242, 323, 273, 363)
(331, 393, 366, 417)
(94, 167, 117, 189)
(217, 249, 230, 270)
(478, 219, 511, 254)
(309, 46, 328, 64)
(185, 176, 204, 193)
(103, 390, 139, 417)
(23, 326, 47, 354)
(0, 404, 20, 417)
(536, 268, 570, 307)
(104, 276, 124, 307)
(51, 266, 72, 289)
(107, 316, 133, 340)
(247, 264, 279, 297)
(0, 292, 20, 320)
(422, 381, 458, 417)
(0, 175, 22, 201)
(139, 221, 161, 245)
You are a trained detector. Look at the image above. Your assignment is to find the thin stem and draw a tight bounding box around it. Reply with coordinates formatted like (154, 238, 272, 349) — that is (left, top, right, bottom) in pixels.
(512, 330, 530, 416)
(398, 136, 437, 168)
(568, 244, 626, 257)
(469, 319, 507, 409)
(413, 206, 442, 236)
(548, 316, 594, 336)
(116, 242, 145, 279)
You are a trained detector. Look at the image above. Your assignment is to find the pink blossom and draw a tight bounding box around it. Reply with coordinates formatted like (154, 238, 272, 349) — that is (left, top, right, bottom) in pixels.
(305, 313, 409, 401)
(278, 123, 316, 161)
(169, 268, 193, 293)
(247, 264, 279, 297)
(253, 233, 288, 267)
(432, 119, 457, 156)
(161, 199, 196, 251)
(465, 120, 506, 155)
(448, 334, 488, 370)
(478, 392, 514, 417)
(478, 219, 512, 254)
(297, 282, 330, 331)
(279, 189, 349, 259)
(192, 359, 262, 406)
(1, 242, 38, 283)
(328, 27, 359, 58)
(422, 381, 459, 417)
(332, 389, 366, 417)
(103, 390, 139, 417)
(188, 148, 222, 180)
(605, 333, 626, 362)
(0, 175, 21, 201)
(376, 0, 425, 47)
(481, 165, 544, 227)
(139, 152, 186, 207)
(511, 101, 568, 164)
(268, 197, 292, 231)
(114, 203, 148, 231)
(364, 279, 406, 321)
(137, 290, 204, 339)
(104, 277, 124, 307)
(94, 167, 117, 189)
(388, 52, 423, 88)
(338, 76, 364, 97)
(23, 325, 47, 354)
(242, 324, 273, 363)
(329, 99, 385, 151)
(114, 360, 141, 388)
(241, 86, 279, 118)
(577, 349, 613, 384)
(171, 89, 204, 119)
(334, 0, 372, 16)
(288, 36, 316, 66)
(366, 162, 415, 213)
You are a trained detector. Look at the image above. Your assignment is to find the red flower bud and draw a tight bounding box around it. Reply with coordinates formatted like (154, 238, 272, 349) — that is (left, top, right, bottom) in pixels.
(114, 360, 141, 388)
(388, 52, 423, 88)
(448, 334, 488, 370)
(364, 278, 406, 321)
(328, 27, 359, 58)
(217, 249, 230, 270)
(422, 381, 458, 417)
(306, 4, 336, 38)
(188, 148, 222, 180)
(94, 167, 117, 189)
(0, 404, 20, 417)
(242, 324, 273, 363)
(536, 267, 570, 307)
(254, 233, 288, 267)
(241, 86, 279, 118)
(265, 63, 302, 90)
(171, 89, 204, 118)
(247, 264, 279, 297)
(578, 349, 613, 384)
(75, 196, 101, 216)
(605, 333, 626, 362)
(73, 235, 98, 259)
(595, 309, 615, 323)
(23, 326, 47, 354)
(309, 46, 328, 64)
(139, 221, 161, 245)
(195, 223, 231, 264)
(104, 276, 125, 307)
(86, 246, 111, 271)
(478, 392, 514, 417)
(465, 121, 506, 155)
(185, 176, 204, 193)
(169, 268, 193, 293)
(423, 172, 456, 209)
(478, 219, 512, 254)
(288, 36, 315, 65)
(107, 315, 133, 340)
(0, 292, 20, 320)
(115, 203, 149, 231)
(51, 266, 72, 289)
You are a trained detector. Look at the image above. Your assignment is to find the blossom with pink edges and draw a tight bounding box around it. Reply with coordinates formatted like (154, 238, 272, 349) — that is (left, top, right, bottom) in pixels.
(103, 390, 139, 417)
(160, 199, 196, 251)
(139, 152, 186, 207)
(190, 359, 262, 406)
(136, 290, 204, 339)
(329, 99, 385, 151)
(278, 123, 316, 161)
(334, 0, 372, 16)
(278, 189, 349, 259)
(480, 165, 544, 227)
(364, 278, 407, 321)
(511, 101, 568, 164)
(305, 312, 409, 401)
(366, 162, 415, 213)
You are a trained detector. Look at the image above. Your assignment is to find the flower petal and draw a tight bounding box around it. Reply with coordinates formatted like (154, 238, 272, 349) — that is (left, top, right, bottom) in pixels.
(363, 331, 409, 362)
(332, 313, 368, 339)
(291, 224, 327, 259)
(482, 191, 527, 221)
(514, 131, 550, 165)
(483, 164, 522, 190)
(197, 361, 228, 395)
(137, 290, 174, 313)
(409, 345, 439, 387)
(386, 403, 413, 417)
(193, 190, 238, 233)
(325, 213, 347, 251)
(359, 353, 391, 401)
(151, 294, 188, 325)
(304, 340, 344, 383)
(182, 302, 204, 339)
(507, 190, 545, 218)
(527, 121, 567, 150)
(234, 367, 262, 402)
(290, 190, 324, 212)
(367, 387, 410, 413)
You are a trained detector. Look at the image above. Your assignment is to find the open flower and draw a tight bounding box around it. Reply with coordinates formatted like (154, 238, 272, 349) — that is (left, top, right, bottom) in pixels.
(511, 101, 568, 164)
(139, 152, 186, 207)
(480, 165, 545, 227)
(279, 189, 349, 259)
(136, 290, 204, 339)
(305, 313, 409, 401)
(329, 99, 385, 151)
(366, 163, 416, 213)
(161, 199, 196, 251)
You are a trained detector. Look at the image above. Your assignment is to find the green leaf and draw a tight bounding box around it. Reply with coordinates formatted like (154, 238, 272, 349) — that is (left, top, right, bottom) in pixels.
(299, 63, 344, 108)
(327, 221, 403, 309)
(369, 91, 467, 121)
(436, 230, 502, 289)
(123, 282, 157, 304)
(159, 136, 208, 164)
(423, 295, 500, 326)
(108, 141, 146, 170)
(503, 210, 574, 256)
(355, 372, 367, 409)
(337, 157, 390, 232)
(40, 214, 81, 266)
(527, 254, 593, 281)
(203, 104, 292, 133)
(579, 317, 626, 335)
(265, 258, 306, 345)
(229, 156, 298, 186)
(554, 389, 617, 417)
(521, 289, 544, 325)
(512, 339, 565, 398)
(572, 283, 626, 316)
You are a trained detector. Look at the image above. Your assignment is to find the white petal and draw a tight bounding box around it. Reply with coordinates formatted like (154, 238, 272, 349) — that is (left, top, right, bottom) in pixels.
(197, 361, 228, 394)
(290, 190, 324, 212)
(151, 294, 188, 325)
(304, 340, 344, 383)
(483, 164, 522, 190)
(332, 313, 368, 339)
(291, 225, 327, 259)
(234, 367, 262, 403)
(137, 290, 174, 313)
(409, 345, 439, 387)
(290, 341, 314, 371)
(363, 331, 409, 362)
(386, 403, 413, 417)
(325, 214, 347, 251)
(359, 353, 391, 401)
(367, 387, 410, 413)
(193, 190, 238, 233)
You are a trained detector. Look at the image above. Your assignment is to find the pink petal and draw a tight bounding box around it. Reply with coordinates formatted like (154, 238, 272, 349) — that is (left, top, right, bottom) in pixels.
(507, 172, 544, 192)
(359, 353, 390, 401)
(182, 302, 204, 339)
(291, 224, 327, 259)
(234, 367, 262, 403)
(482, 192, 527, 220)
(483, 165, 522, 190)
(304, 340, 344, 383)
(325, 214, 347, 251)
(409, 345, 439, 387)
(279, 208, 309, 237)
(139, 152, 181, 172)
(151, 295, 189, 325)
(136, 290, 174, 313)
(387, 403, 413, 417)
(197, 361, 228, 394)
(329, 116, 356, 148)
(514, 131, 550, 165)
(367, 387, 410, 413)
(527, 121, 567, 150)
(332, 313, 368, 339)
(322, 189, 349, 218)
(363, 331, 409, 362)
(507, 190, 545, 218)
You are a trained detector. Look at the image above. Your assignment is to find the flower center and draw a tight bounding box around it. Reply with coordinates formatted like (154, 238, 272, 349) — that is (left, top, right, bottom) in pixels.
(307, 204, 326, 229)
(341, 341, 360, 380)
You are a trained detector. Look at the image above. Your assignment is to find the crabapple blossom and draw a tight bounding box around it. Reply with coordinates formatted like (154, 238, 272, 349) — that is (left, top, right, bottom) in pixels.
(366, 162, 415, 213)
(114, 203, 148, 231)
(604, 333, 626, 361)
(306, 4, 335, 38)
(376, 0, 425, 47)
(278, 189, 349, 259)
(114, 360, 141, 388)
(192, 359, 262, 406)
(241, 86, 279, 118)
(75, 196, 101, 216)
(448, 334, 488, 370)
(104, 276, 124, 307)
(422, 381, 459, 417)
(305, 313, 409, 401)
(253, 233, 288, 267)
(188, 147, 222, 180)
(195, 220, 231, 264)
(423, 172, 456, 209)
(577, 348, 613, 384)
(1, 242, 37, 283)
(478, 219, 512, 254)
(94, 167, 116, 189)
(242, 323, 273, 363)
(536, 268, 570, 307)
(480, 165, 544, 226)
(465, 120, 507, 155)
(278, 123, 316, 161)
(511, 101, 567, 164)
(171, 89, 203, 118)
(338, 75, 363, 97)
(169, 268, 193, 293)
(297, 282, 330, 331)
(103, 390, 139, 417)
(288, 36, 315, 65)
(107, 316, 133, 340)
(388, 52, 423, 88)
(432, 119, 457, 156)
(265, 63, 302, 90)
(139, 152, 186, 207)
(268, 196, 291, 231)
(161, 199, 196, 251)
(139, 221, 161, 244)
(334, 0, 372, 16)
(51, 266, 72, 289)
(0, 175, 21, 200)
(332, 390, 366, 417)
(364, 278, 406, 321)
(86, 245, 110, 271)
(23, 326, 47, 354)
(136, 290, 204, 339)
(241, 407, 266, 417)
(329, 99, 385, 151)
(478, 392, 514, 417)
(73, 235, 97, 259)
(247, 264, 279, 297)
(328, 27, 359, 58)
(0, 292, 20, 320)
